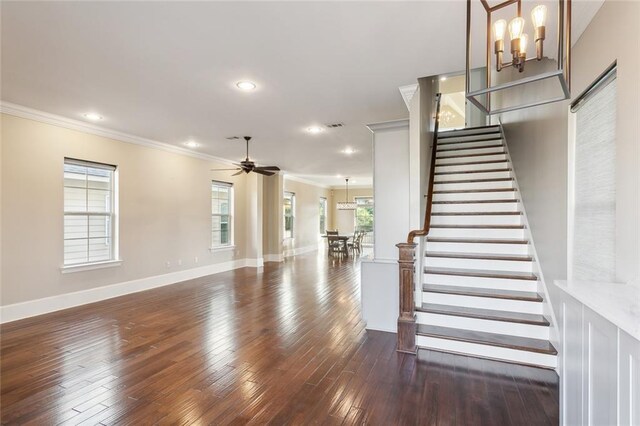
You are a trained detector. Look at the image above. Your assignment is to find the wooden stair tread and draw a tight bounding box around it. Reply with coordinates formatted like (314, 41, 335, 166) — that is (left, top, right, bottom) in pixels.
(416, 324, 557, 355)
(438, 137, 503, 146)
(436, 151, 506, 160)
(437, 144, 504, 153)
(435, 177, 513, 184)
(430, 224, 525, 229)
(422, 284, 542, 301)
(431, 211, 522, 216)
(432, 199, 519, 204)
(438, 128, 501, 140)
(435, 168, 512, 175)
(436, 159, 509, 167)
(418, 303, 549, 325)
(433, 188, 517, 194)
(424, 267, 538, 281)
(425, 251, 533, 262)
(427, 237, 529, 244)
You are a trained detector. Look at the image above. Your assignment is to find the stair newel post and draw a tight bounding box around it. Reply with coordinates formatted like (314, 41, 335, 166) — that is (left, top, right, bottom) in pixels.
(396, 242, 417, 354)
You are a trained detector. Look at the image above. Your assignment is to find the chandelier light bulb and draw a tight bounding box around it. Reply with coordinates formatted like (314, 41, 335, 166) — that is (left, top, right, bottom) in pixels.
(520, 33, 529, 54)
(531, 5, 548, 28)
(493, 19, 507, 42)
(508, 17, 525, 40)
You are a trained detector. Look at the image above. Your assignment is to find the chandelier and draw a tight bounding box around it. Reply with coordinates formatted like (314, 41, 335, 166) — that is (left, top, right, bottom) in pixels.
(465, 0, 572, 115)
(493, 5, 547, 73)
(336, 178, 357, 210)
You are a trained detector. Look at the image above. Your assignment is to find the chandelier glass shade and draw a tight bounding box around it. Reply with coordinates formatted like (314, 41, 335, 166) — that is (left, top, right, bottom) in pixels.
(465, 0, 572, 115)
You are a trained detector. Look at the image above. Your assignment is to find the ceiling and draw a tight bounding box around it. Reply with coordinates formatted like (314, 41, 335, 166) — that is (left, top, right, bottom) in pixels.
(1, 1, 603, 187)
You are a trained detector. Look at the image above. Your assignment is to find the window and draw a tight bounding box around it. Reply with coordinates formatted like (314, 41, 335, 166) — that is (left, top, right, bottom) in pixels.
(212, 181, 233, 248)
(319, 197, 327, 234)
(64, 158, 117, 266)
(284, 192, 295, 239)
(355, 197, 374, 232)
(570, 66, 617, 281)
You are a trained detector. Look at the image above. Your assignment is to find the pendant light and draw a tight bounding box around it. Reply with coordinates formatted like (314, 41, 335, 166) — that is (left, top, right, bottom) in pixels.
(336, 178, 357, 210)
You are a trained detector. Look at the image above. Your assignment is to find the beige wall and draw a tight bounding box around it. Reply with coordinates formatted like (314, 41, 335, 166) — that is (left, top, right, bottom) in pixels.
(0, 113, 265, 305)
(283, 178, 332, 253)
(330, 187, 373, 235)
(498, 0, 640, 284)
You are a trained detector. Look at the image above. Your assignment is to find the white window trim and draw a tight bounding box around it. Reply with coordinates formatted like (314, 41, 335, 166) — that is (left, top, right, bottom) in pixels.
(211, 181, 234, 250)
(209, 244, 236, 253)
(63, 158, 120, 269)
(61, 259, 123, 274)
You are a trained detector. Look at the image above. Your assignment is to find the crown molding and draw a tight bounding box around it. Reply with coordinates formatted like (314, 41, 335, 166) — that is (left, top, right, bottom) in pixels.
(0, 101, 237, 166)
(366, 118, 410, 133)
(283, 174, 330, 189)
(398, 84, 418, 110)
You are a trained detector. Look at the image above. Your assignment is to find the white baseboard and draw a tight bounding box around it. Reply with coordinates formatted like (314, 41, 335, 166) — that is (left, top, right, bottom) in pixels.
(283, 244, 319, 258)
(0, 258, 261, 324)
(264, 253, 284, 263)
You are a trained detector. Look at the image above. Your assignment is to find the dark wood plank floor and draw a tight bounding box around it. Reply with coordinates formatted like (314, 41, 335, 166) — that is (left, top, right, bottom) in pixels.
(1, 252, 559, 425)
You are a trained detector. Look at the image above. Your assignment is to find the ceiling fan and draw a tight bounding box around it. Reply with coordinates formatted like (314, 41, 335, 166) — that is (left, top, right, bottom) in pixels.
(211, 136, 281, 176)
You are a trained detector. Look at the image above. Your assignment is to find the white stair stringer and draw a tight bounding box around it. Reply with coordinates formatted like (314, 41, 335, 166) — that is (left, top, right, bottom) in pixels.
(416, 125, 557, 369)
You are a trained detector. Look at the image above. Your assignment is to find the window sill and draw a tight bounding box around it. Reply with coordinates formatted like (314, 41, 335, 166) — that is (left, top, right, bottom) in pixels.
(61, 259, 123, 274)
(209, 245, 236, 252)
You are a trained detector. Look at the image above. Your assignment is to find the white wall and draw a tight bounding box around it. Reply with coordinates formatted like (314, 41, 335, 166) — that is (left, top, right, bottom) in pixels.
(361, 119, 411, 333)
(371, 120, 410, 261)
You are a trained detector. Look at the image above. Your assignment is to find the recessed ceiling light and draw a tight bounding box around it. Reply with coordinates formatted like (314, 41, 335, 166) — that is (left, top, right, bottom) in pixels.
(236, 81, 256, 91)
(183, 141, 200, 148)
(440, 76, 448, 81)
(336, 174, 342, 178)
(307, 126, 323, 134)
(83, 112, 103, 121)
(342, 147, 356, 155)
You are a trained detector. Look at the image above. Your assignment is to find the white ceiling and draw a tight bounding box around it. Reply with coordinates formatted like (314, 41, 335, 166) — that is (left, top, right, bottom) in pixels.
(1, 1, 603, 187)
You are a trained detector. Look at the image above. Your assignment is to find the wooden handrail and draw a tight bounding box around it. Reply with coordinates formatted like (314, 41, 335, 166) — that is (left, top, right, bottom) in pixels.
(407, 92, 442, 243)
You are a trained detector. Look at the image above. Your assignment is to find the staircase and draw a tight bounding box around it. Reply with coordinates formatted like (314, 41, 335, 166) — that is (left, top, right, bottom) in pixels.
(414, 125, 557, 369)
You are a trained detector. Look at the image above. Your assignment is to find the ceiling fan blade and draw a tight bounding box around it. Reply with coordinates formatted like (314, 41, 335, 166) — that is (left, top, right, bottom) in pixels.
(252, 168, 275, 176)
(211, 168, 241, 171)
(232, 170, 244, 176)
(255, 166, 280, 171)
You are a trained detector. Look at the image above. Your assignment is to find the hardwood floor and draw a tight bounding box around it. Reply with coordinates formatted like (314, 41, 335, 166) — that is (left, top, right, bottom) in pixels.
(1, 252, 559, 425)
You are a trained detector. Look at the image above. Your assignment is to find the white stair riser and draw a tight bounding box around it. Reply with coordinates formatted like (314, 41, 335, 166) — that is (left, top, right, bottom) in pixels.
(435, 170, 512, 182)
(432, 202, 519, 213)
(416, 336, 556, 368)
(435, 161, 509, 173)
(433, 191, 518, 202)
(437, 146, 505, 158)
(437, 131, 501, 141)
(434, 180, 514, 192)
(424, 293, 543, 314)
(436, 154, 507, 165)
(425, 256, 533, 272)
(437, 139, 504, 150)
(428, 227, 525, 239)
(416, 312, 550, 340)
(425, 241, 530, 255)
(430, 215, 522, 226)
(423, 273, 538, 292)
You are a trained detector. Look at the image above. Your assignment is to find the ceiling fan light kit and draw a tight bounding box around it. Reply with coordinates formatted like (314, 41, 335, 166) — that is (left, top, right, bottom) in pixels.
(465, 0, 572, 114)
(210, 136, 281, 176)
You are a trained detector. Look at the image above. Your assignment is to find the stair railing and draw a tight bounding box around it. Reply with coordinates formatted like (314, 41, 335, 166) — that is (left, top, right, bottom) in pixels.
(396, 92, 442, 354)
